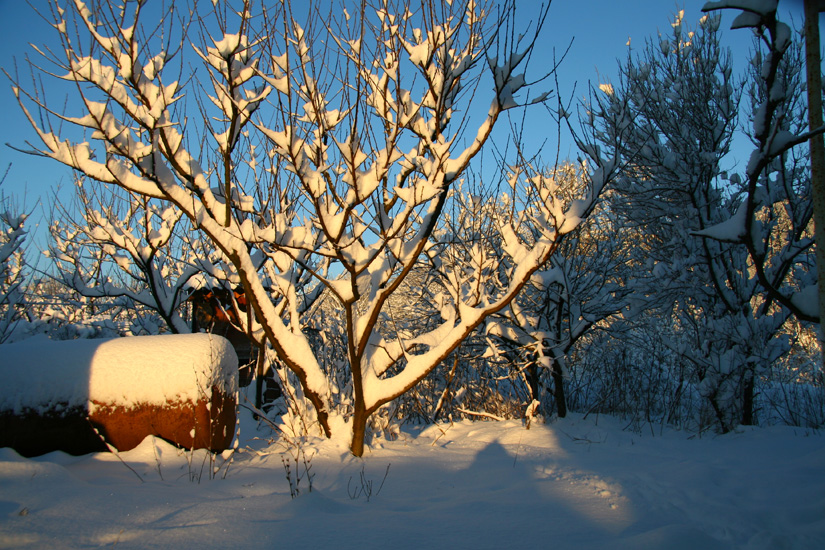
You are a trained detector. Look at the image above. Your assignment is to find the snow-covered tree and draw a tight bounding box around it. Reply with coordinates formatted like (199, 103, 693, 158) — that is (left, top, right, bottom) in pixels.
(12, 0, 619, 455)
(0, 174, 28, 343)
(515, 206, 634, 421)
(589, 10, 800, 429)
(46, 178, 204, 334)
(476, 162, 634, 421)
(700, 1, 821, 324)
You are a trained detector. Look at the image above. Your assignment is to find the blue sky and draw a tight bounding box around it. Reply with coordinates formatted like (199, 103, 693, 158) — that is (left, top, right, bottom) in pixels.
(0, 0, 814, 249)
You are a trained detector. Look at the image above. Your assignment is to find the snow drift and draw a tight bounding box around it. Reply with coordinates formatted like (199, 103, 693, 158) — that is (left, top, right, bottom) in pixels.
(0, 334, 238, 456)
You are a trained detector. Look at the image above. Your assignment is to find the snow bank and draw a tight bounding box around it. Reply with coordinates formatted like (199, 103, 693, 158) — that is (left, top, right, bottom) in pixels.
(0, 333, 238, 414)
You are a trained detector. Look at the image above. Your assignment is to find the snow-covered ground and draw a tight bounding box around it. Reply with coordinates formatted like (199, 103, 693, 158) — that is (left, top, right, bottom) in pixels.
(1, 408, 823, 550)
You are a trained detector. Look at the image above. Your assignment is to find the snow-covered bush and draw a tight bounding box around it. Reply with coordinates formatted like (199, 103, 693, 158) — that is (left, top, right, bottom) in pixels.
(585, 9, 813, 431)
(702, 0, 820, 325)
(563, 313, 717, 432)
(0, 182, 27, 343)
(23, 278, 135, 339)
(45, 178, 204, 335)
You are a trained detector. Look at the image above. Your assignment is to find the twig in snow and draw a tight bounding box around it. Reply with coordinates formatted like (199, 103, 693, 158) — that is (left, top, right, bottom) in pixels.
(89, 422, 144, 483)
(347, 463, 391, 502)
(456, 407, 506, 421)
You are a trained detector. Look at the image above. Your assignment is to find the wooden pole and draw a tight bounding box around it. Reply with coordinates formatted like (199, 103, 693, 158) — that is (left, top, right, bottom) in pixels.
(804, 0, 825, 368)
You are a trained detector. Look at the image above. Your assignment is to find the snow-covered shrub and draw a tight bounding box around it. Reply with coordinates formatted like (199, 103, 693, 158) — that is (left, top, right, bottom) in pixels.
(22, 277, 161, 340)
(45, 178, 205, 335)
(585, 8, 817, 431)
(563, 314, 714, 432)
(0, 178, 28, 343)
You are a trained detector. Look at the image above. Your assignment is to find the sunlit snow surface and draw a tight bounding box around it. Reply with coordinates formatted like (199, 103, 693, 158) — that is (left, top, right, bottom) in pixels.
(0, 406, 823, 549)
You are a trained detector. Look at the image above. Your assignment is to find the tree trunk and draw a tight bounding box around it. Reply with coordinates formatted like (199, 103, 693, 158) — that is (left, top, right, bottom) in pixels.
(350, 403, 369, 457)
(525, 361, 540, 403)
(741, 369, 755, 426)
(551, 358, 567, 418)
(254, 345, 265, 420)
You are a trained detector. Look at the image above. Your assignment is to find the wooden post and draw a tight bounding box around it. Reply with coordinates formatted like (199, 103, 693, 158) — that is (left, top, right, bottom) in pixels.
(804, 0, 825, 368)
